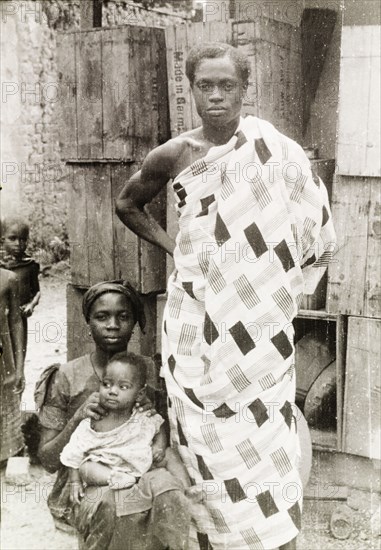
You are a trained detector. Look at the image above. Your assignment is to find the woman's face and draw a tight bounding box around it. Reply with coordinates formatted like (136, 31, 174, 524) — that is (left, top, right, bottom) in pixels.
(191, 55, 245, 126)
(88, 292, 136, 354)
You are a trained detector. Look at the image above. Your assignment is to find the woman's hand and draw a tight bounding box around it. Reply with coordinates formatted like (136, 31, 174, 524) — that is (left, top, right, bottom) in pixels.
(134, 394, 157, 417)
(74, 392, 107, 422)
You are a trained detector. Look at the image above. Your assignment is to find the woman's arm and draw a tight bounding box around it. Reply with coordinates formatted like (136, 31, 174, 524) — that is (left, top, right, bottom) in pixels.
(115, 142, 182, 256)
(38, 392, 105, 473)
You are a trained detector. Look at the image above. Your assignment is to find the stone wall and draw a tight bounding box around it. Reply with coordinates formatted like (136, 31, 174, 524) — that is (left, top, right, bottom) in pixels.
(0, 0, 190, 260)
(0, 1, 80, 258)
(103, 0, 192, 26)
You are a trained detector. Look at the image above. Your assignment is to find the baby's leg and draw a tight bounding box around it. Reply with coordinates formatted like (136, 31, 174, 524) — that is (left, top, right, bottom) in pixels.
(108, 469, 136, 490)
(79, 461, 113, 486)
(79, 461, 136, 490)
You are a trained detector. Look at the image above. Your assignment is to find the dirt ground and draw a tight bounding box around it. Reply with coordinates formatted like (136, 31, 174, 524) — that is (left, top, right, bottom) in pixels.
(1, 274, 380, 550)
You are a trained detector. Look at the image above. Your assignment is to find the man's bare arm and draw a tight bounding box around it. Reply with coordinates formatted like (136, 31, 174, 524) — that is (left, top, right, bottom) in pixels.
(115, 142, 183, 256)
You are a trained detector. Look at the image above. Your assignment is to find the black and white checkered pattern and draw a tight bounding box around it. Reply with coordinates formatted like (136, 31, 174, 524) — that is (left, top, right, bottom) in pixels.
(163, 116, 336, 549)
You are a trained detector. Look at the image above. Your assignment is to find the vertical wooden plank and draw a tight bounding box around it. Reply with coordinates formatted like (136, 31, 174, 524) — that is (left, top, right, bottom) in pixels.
(102, 27, 133, 160)
(234, 22, 259, 117)
(235, 18, 302, 141)
(69, 165, 90, 286)
(56, 32, 77, 160)
(110, 163, 140, 287)
(336, 315, 346, 451)
(165, 24, 178, 136)
(337, 26, 381, 177)
(165, 24, 194, 136)
(66, 284, 94, 361)
(140, 187, 167, 294)
(76, 30, 103, 159)
(139, 295, 158, 358)
(156, 294, 167, 354)
(303, 17, 341, 161)
(263, 18, 302, 141)
(327, 176, 371, 316)
(148, 27, 160, 148)
(364, 179, 381, 317)
(133, 26, 167, 293)
(328, 176, 381, 318)
(365, 26, 381, 176)
(136, 27, 168, 293)
(301, 9, 337, 134)
(343, 317, 381, 459)
(86, 164, 115, 285)
(130, 26, 154, 161)
(154, 28, 171, 146)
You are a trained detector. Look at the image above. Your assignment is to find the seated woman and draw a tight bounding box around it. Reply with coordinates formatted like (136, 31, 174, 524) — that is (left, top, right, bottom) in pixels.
(36, 281, 191, 550)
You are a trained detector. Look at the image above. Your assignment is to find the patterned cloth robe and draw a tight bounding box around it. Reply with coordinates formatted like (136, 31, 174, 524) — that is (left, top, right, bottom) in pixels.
(162, 116, 336, 550)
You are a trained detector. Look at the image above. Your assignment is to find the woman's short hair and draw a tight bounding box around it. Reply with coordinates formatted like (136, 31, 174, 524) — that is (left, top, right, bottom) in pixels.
(185, 42, 250, 88)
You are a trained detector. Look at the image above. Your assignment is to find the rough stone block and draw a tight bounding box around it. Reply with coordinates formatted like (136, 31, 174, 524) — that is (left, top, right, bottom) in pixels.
(5, 457, 31, 486)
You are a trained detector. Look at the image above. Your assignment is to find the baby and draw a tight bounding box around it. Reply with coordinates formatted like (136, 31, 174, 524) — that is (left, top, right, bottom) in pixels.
(61, 352, 190, 501)
(0, 217, 40, 355)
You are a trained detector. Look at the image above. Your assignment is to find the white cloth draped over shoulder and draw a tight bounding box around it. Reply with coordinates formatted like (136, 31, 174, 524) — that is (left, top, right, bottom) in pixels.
(162, 116, 336, 550)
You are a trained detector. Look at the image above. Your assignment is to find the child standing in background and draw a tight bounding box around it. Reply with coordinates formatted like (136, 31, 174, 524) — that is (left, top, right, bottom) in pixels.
(0, 268, 25, 464)
(0, 217, 41, 356)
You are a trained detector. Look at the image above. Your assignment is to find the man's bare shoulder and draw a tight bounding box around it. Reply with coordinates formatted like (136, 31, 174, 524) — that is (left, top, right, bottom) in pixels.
(147, 129, 203, 161)
(143, 128, 204, 178)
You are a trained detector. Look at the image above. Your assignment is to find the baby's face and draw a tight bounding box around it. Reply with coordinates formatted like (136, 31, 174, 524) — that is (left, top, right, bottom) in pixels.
(3, 224, 28, 259)
(99, 360, 144, 411)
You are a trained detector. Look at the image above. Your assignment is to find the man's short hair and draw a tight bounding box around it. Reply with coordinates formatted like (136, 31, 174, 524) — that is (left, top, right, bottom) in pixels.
(185, 42, 250, 88)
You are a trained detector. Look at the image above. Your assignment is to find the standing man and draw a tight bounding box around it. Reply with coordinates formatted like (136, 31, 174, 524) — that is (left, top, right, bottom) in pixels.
(116, 43, 336, 550)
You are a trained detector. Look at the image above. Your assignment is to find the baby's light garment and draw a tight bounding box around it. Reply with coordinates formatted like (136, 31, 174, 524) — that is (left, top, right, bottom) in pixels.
(60, 410, 163, 477)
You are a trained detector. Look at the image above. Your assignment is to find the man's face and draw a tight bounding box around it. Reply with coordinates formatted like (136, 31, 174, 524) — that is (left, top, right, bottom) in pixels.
(191, 56, 246, 126)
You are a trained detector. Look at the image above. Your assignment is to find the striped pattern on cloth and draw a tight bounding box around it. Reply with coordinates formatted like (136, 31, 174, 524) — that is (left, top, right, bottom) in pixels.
(162, 116, 336, 549)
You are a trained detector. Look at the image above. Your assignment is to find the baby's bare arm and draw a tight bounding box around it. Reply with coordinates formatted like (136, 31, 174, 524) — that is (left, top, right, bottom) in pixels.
(152, 425, 167, 463)
(68, 467, 84, 505)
